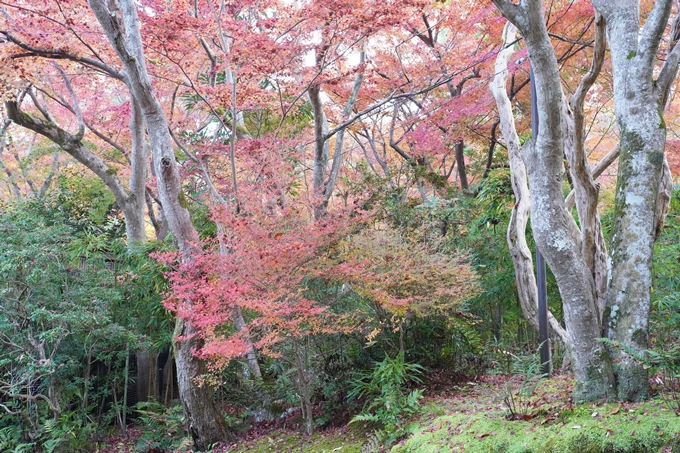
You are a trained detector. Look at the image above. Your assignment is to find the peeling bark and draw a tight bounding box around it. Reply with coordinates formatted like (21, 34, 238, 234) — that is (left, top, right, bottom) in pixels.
(490, 22, 568, 349)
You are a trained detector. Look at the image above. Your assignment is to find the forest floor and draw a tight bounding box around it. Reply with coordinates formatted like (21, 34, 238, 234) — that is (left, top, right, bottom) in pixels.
(100, 373, 680, 453)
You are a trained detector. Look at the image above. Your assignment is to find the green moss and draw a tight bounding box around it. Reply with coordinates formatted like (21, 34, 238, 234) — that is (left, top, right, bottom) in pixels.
(228, 427, 366, 453)
(178, 189, 188, 209)
(614, 360, 649, 402)
(632, 329, 647, 347)
(647, 151, 664, 168)
(394, 400, 680, 453)
(627, 51, 637, 59)
(602, 306, 613, 328)
(573, 350, 615, 403)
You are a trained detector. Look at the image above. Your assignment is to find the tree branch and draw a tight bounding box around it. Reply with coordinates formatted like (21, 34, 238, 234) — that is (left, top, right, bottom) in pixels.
(639, 0, 674, 70)
(0, 31, 127, 81)
(658, 12, 680, 104)
(52, 62, 85, 141)
(5, 101, 132, 210)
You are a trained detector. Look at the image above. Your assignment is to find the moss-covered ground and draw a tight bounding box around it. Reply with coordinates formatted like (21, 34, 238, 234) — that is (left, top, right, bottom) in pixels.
(222, 424, 367, 453)
(393, 374, 680, 453)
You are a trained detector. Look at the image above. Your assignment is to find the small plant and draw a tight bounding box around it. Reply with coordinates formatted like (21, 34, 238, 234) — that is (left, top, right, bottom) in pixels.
(360, 429, 386, 453)
(502, 347, 547, 420)
(349, 353, 425, 446)
(134, 400, 192, 452)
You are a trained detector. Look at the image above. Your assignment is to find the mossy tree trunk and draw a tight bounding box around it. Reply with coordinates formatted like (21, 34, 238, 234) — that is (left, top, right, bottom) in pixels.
(591, 0, 680, 402)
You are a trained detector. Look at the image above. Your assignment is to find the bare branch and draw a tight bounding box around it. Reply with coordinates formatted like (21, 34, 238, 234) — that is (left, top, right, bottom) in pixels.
(52, 62, 85, 140)
(564, 145, 620, 210)
(1, 31, 126, 81)
(658, 11, 680, 104)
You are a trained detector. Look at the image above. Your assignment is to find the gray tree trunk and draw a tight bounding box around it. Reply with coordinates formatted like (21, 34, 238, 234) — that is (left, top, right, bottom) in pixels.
(88, 0, 227, 447)
(489, 22, 569, 348)
(493, 0, 616, 402)
(592, 0, 680, 402)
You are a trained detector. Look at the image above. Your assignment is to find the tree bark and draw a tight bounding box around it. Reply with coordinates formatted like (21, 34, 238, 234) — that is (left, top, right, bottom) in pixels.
(490, 21, 568, 349)
(454, 140, 468, 191)
(492, 0, 616, 402)
(592, 0, 679, 402)
(88, 0, 227, 447)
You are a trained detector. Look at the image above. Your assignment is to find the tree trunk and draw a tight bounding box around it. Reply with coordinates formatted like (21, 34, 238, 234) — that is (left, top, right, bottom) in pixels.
(493, 0, 616, 402)
(454, 140, 469, 191)
(174, 319, 228, 447)
(592, 0, 679, 401)
(490, 21, 568, 349)
(88, 0, 227, 447)
(309, 53, 364, 219)
(565, 11, 609, 318)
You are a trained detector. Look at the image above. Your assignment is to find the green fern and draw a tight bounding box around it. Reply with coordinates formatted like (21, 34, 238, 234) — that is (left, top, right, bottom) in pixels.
(361, 429, 386, 453)
(349, 353, 424, 444)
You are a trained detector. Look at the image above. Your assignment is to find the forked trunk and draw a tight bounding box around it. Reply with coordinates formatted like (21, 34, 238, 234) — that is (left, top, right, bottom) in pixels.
(493, 0, 616, 401)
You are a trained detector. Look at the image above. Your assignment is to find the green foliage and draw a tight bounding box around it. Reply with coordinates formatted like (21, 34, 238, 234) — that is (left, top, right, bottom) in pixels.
(42, 411, 94, 453)
(502, 347, 548, 420)
(0, 200, 146, 450)
(54, 166, 123, 238)
(0, 425, 34, 453)
(134, 400, 192, 452)
(115, 239, 175, 351)
(349, 353, 425, 445)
